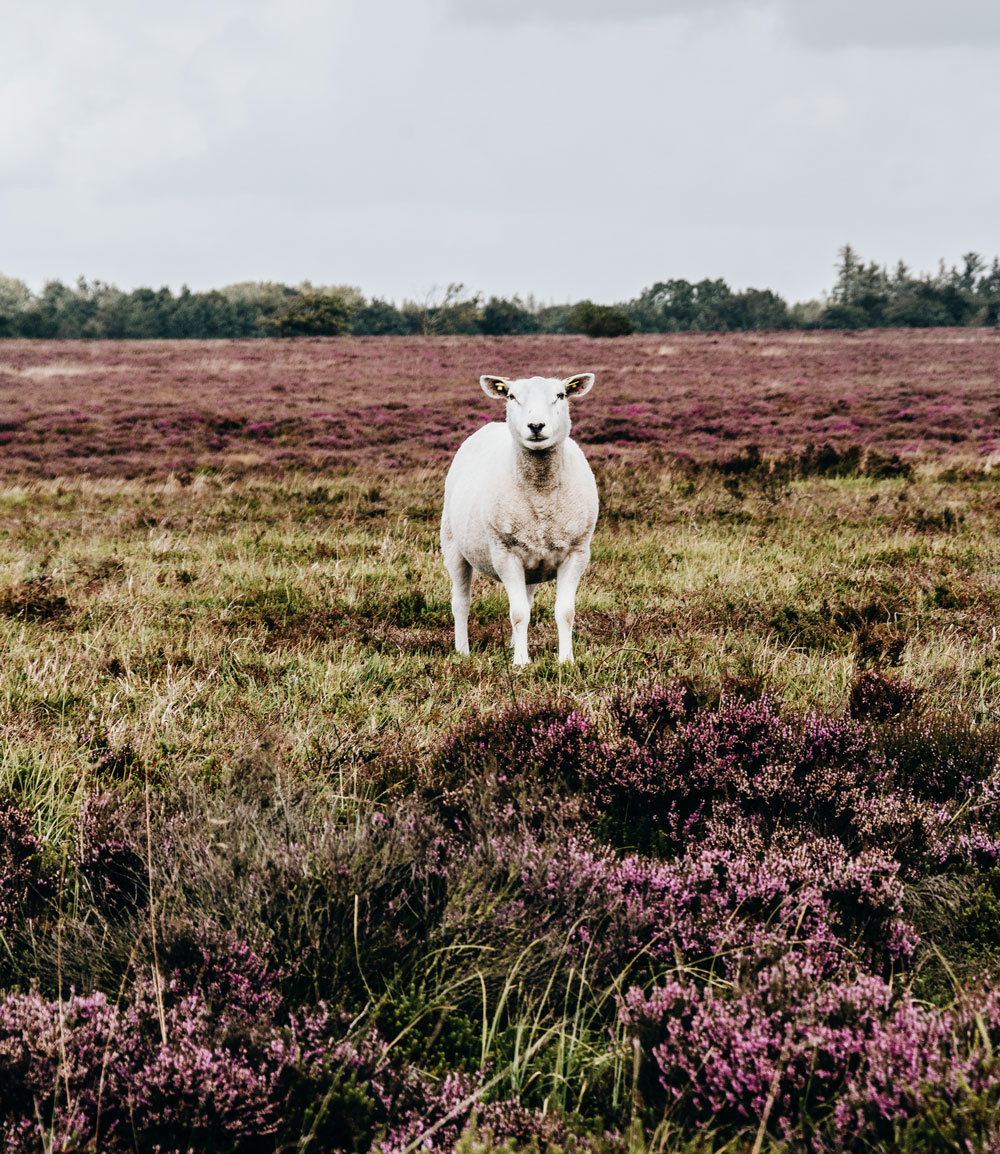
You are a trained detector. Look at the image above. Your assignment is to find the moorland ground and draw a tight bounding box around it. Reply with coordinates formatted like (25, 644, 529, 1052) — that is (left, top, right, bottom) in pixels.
(3, 332, 1000, 1153)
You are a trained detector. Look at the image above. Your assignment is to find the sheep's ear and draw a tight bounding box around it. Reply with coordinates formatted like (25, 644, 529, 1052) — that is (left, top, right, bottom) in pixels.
(480, 375, 511, 399)
(563, 373, 594, 397)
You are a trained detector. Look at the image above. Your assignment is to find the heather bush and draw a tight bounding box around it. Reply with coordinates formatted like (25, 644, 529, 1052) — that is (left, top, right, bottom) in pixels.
(0, 976, 595, 1154)
(622, 960, 1000, 1150)
(74, 792, 147, 918)
(584, 694, 884, 859)
(495, 833, 916, 980)
(0, 796, 50, 933)
(429, 701, 602, 796)
(606, 679, 699, 745)
(848, 671, 923, 722)
(596, 690, 1000, 876)
(0, 981, 344, 1153)
(876, 713, 1000, 802)
(423, 687, 1000, 878)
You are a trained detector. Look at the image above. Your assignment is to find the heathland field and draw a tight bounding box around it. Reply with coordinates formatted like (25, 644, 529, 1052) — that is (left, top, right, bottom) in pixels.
(3, 331, 1000, 1152)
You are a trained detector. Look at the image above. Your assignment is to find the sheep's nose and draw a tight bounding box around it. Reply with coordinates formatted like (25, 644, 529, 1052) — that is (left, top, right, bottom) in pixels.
(528, 422, 546, 436)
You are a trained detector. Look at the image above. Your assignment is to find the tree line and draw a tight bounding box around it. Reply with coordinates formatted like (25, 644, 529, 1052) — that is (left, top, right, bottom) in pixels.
(2, 246, 999, 339)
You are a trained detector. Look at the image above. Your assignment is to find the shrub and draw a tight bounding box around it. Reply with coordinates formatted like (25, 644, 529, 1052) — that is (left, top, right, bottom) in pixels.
(568, 302, 636, 338)
(0, 975, 589, 1154)
(424, 686, 1000, 876)
(263, 291, 355, 336)
(429, 701, 601, 796)
(73, 793, 147, 919)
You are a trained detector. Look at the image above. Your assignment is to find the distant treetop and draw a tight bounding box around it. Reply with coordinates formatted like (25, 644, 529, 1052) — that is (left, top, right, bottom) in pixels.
(2, 248, 999, 338)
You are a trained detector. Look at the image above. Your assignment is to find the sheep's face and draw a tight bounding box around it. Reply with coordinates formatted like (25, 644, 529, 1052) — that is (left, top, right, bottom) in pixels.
(480, 373, 594, 453)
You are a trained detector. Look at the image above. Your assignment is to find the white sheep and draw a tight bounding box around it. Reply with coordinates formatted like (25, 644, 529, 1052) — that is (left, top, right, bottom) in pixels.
(441, 373, 598, 665)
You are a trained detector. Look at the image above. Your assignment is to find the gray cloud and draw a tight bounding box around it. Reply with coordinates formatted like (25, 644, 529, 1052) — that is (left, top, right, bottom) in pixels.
(441, 0, 741, 23)
(443, 0, 1000, 46)
(786, 0, 1000, 49)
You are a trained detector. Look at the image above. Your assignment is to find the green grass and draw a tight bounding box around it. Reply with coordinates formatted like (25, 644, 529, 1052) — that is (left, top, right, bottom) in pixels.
(5, 461, 1000, 1151)
(3, 461, 1000, 837)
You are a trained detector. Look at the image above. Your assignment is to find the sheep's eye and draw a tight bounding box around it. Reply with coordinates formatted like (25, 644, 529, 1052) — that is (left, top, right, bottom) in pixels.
(508, 393, 518, 404)
(556, 392, 567, 401)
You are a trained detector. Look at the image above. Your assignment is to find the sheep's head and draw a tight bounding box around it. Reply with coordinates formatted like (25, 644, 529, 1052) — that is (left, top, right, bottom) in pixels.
(480, 373, 594, 452)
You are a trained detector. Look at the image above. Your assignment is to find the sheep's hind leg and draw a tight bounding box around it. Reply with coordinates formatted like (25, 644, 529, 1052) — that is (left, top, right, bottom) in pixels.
(445, 553, 473, 655)
(555, 548, 590, 664)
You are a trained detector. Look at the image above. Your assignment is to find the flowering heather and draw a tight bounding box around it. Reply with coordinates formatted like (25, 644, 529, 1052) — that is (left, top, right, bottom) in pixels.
(2, 331, 1000, 477)
(430, 687, 1000, 876)
(0, 977, 590, 1154)
(496, 833, 916, 978)
(622, 959, 1000, 1149)
(0, 680, 999, 1150)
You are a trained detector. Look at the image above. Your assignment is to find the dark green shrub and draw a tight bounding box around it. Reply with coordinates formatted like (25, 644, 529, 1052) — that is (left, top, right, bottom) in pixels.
(263, 291, 355, 336)
(568, 301, 635, 338)
(480, 296, 540, 335)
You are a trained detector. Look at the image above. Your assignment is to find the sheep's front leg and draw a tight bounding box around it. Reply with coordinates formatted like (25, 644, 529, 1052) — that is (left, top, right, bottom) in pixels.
(555, 547, 590, 664)
(507, 583, 540, 652)
(496, 556, 532, 666)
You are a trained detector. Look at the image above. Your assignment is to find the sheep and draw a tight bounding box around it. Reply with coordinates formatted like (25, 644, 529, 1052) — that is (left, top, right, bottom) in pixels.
(441, 372, 598, 665)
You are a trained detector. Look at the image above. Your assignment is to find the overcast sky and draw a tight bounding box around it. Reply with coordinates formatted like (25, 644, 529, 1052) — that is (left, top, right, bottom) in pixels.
(3, 0, 999, 305)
